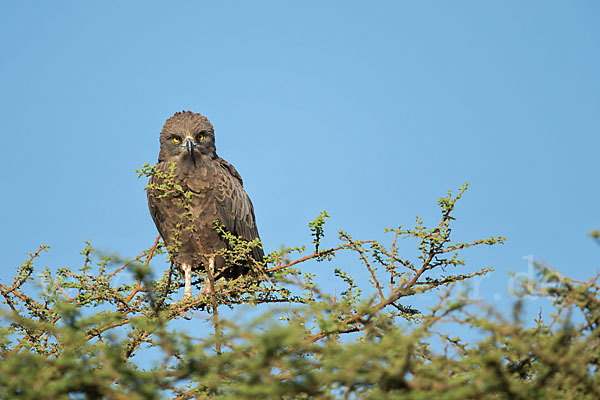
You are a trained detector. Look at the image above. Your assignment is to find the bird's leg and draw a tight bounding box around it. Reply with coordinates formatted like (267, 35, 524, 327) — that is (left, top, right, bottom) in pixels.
(182, 263, 193, 298)
(208, 256, 215, 293)
(201, 256, 215, 295)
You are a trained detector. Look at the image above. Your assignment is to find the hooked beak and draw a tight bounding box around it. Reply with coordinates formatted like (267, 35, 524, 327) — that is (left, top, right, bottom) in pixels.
(184, 137, 195, 156)
(184, 137, 196, 166)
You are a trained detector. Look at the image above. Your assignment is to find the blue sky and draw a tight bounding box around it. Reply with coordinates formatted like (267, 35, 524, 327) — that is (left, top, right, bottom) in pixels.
(1, 2, 598, 321)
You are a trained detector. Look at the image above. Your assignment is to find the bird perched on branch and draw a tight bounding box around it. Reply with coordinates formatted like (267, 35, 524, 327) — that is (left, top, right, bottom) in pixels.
(146, 111, 263, 298)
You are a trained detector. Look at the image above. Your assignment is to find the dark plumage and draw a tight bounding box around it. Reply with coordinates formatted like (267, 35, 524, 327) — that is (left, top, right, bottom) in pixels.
(147, 111, 262, 297)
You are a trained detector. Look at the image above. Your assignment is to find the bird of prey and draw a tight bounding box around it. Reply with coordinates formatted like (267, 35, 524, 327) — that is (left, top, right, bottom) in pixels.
(146, 111, 263, 298)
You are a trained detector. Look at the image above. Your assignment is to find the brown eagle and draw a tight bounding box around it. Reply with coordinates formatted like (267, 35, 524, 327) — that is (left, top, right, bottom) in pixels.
(146, 111, 263, 298)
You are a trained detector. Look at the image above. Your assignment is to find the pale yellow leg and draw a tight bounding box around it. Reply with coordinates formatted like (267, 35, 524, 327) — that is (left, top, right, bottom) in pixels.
(182, 263, 192, 298)
(201, 256, 215, 295)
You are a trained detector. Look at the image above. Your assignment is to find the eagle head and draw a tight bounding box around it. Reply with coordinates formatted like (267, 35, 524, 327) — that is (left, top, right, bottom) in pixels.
(158, 111, 216, 163)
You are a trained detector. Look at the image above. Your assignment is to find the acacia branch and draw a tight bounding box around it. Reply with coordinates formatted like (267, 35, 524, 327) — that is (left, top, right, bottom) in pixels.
(267, 241, 374, 273)
(339, 233, 385, 301)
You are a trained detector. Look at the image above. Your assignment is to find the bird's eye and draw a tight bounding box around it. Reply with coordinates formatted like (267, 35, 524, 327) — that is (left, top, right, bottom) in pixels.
(172, 136, 182, 144)
(196, 133, 205, 142)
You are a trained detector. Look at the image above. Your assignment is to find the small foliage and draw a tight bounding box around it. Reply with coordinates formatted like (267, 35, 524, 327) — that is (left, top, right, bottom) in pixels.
(0, 183, 597, 399)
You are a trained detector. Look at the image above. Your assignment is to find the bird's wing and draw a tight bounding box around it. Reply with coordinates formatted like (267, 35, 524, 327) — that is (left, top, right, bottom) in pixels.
(214, 157, 263, 261)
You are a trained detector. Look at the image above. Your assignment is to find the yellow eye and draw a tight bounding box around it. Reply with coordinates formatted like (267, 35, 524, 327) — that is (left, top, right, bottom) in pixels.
(196, 133, 205, 142)
(172, 136, 181, 144)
